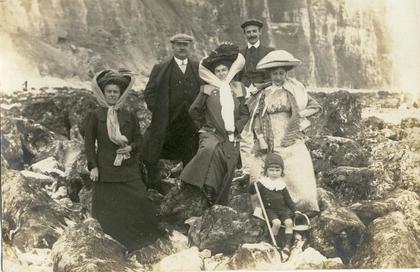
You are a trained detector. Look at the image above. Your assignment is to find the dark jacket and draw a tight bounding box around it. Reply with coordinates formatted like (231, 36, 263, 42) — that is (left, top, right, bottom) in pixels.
(143, 57, 201, 165)
(84, 108, 142, 183)
(249, 181, 296, 212)
(239, 45, 274, 87)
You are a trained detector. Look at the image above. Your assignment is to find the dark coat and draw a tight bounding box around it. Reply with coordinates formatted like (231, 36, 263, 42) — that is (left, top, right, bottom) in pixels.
(239, 45, 274, 87)
(84, 108, 142, 183)
(143, 57, 201, 165)
(181, 82, 250, 204)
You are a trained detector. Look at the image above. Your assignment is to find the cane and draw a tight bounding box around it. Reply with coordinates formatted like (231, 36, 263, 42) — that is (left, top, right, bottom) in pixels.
(253, 182, 284, 261)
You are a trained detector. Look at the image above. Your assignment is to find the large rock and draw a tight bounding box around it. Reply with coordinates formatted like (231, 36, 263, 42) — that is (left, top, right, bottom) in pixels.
(309, 206, 366, 264)
(158, 184, 209, 227)
(320, 166, 374, 202)
(317, 187, 339, 212)
(227, 242, 282, 270)
(307, 91, 362, 138)
(52, 218, 142, 272)
(2, 170, 80, 251)
(350, 212, 420, 268)
(193, 205, 266, 254)
(131, 230, 189, 268)
(307, 136, 370, 174)
(153, 247, 202, 272)
(1, 116, 63, 169)
(349, 189, 420, 226)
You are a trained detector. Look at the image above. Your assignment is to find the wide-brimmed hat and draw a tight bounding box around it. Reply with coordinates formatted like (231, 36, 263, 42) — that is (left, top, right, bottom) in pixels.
(170, 33, 194, 44)
(256, 50, 301, 71)
(202, 43, 239, 72)
(96, 69, 132, 92)
(241, 19, 264, 29)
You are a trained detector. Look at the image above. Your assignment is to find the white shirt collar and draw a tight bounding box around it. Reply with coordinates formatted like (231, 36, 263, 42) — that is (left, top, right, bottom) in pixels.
(259, 176, 286, 191)
(247, 40, 260, 49)
(174, 57, 188, 66)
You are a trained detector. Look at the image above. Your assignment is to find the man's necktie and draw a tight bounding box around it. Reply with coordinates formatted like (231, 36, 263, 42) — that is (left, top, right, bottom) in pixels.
(249, 46, 257, 70)
(180, 60, 187, 74)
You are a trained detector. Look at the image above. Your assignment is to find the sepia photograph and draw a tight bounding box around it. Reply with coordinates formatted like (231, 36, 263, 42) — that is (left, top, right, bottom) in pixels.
(1, 0, 419, 271)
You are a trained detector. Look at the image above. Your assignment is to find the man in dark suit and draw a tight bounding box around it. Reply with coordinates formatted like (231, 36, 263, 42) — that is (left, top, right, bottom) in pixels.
(143, 34, 201, 192)
(236, 19, 274, 184)
(239, 19, 274, 92)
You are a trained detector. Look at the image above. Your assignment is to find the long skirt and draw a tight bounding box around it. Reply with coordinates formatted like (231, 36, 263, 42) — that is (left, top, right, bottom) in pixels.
(241, 112, 319, 212)
(181, 132, 240, 205)
(92, 179, 163, 251)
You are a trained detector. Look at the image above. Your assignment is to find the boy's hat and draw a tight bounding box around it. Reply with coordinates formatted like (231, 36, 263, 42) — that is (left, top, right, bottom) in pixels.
(264, 153, 284, 169)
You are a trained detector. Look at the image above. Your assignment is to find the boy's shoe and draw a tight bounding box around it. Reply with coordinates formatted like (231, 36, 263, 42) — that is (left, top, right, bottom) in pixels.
(281, 247, 290, 262)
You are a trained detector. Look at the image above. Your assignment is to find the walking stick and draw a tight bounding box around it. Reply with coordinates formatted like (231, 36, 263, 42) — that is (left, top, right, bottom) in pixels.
(253, 182, 284, 261)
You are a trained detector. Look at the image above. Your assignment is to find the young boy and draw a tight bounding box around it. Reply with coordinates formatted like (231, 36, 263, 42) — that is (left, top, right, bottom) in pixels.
(249, 153, 296, 256)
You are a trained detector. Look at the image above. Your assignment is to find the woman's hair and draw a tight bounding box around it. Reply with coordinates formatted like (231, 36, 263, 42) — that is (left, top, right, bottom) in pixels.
(212, 60, 232, 73)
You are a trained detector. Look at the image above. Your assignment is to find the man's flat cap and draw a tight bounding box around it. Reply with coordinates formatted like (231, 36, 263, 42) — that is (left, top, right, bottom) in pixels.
(170, 33, 194, 43)
(241, 19, 264, 29)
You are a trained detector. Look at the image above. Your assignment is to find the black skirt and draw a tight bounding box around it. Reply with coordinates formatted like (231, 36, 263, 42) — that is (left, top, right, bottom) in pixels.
(92, 179, 163, 251)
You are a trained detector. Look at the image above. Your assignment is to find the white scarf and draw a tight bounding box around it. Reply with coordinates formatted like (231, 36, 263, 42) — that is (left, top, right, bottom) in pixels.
(259, 176, 287, 191)
(91, 70, 135, 165)
(198, 53, 245, 141)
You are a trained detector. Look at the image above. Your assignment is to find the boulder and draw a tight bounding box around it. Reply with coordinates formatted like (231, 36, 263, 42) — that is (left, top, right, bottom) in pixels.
(295, 247, 345, 270)
(227, 176, 253, 213)
(30, 157, 65, 179)
(362, 116, 385, 130)
(158, 184, 209, 227)
(131, 230, 189, 268)
(227, 242, 282, 270)
(52, 218, 142, 272)
(306, 136, 370, 174)
(307, 91, 362, 137)
(153, 247, 202, 272)
(317, 187, 339, 211)
(2, 170, 80, 251)
(350, 212, 420, 268)
(320, 166, 374, 202)
(203, 253, 230, 271)
(350, 189, 420, 226)
(1, 116, 62, 169)
(309, 206, 366, 264)
(194, 205, 266, 254)
(400, 117, 420, 129)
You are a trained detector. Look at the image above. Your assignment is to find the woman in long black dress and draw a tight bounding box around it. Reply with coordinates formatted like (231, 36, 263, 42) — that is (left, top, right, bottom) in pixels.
(180, 44, 250, 205)
(84, 69, 162, 251)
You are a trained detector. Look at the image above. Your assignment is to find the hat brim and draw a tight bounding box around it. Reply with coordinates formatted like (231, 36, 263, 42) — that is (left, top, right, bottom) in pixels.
(256, 60, 301, 71)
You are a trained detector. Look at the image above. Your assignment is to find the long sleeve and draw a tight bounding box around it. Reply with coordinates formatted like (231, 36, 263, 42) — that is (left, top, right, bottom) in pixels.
(299, 94, 322, 118)
(235, 96, 250, 134)
(129, 113, 142, 151)
(84, 111, 98, 171)
(188, 91, 208, 130)
(144, 65, 159, 112)
(283, 188, 296, 212)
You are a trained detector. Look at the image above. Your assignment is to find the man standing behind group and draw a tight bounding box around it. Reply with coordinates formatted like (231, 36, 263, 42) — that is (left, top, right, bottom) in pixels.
(239, 19, 274, 93)
(143, 34, 201, 193)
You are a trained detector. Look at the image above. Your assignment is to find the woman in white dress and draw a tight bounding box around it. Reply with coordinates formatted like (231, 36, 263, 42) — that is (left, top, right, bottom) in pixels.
(241, 50, 322, 213)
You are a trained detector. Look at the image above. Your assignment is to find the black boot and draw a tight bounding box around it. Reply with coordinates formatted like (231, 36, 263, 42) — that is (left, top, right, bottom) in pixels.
(203, 185, 216, 206)
(283, 233, 293, 254)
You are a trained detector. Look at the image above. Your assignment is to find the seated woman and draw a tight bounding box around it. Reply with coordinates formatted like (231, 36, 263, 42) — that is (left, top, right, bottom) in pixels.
(180, 43, 250, 205)
(241, 50, 322, 213)
(84, 69, 163, 251)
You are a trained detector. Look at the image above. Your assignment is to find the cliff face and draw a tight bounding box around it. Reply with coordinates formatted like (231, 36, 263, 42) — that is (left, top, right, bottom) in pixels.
(0, 0, 391, 88)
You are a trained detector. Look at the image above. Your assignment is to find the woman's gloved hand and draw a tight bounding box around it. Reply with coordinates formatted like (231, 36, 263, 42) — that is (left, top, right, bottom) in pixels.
(90, 167, 99, 182)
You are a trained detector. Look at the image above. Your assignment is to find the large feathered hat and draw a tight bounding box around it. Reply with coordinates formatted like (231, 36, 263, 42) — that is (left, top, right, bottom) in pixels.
(202, 43, 240, 72)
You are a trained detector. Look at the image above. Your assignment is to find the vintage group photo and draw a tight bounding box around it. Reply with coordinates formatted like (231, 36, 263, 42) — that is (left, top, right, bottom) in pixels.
(1, 0, 419, 271)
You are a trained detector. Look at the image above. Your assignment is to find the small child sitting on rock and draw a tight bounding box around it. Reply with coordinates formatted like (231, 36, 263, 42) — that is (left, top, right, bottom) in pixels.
(249, 153, 296, 257)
